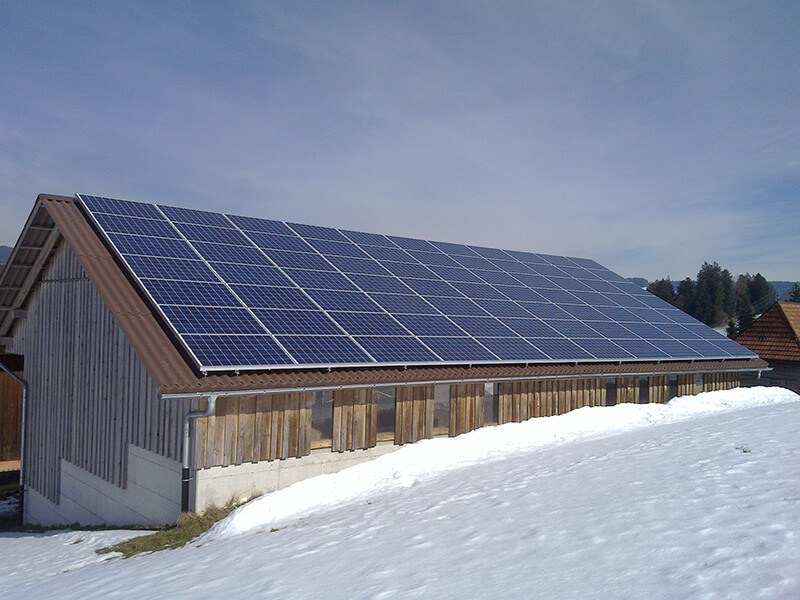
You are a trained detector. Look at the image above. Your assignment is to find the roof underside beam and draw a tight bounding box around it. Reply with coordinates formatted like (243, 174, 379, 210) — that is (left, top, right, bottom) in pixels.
(0, 200, 61, 337)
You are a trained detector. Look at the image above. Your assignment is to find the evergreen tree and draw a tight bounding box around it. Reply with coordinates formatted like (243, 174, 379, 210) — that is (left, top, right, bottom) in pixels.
(721, 268, 735, 317)
(675, 278, 696, 316)
(734, 274, 752, 314)
(788, 283, 800, 303)
(737, 295, 755, 334)
(695, 262, 729, 326)
(647, 278, 676, 305)
(726, 319, 738, 339)
(748, 273, 776, 314)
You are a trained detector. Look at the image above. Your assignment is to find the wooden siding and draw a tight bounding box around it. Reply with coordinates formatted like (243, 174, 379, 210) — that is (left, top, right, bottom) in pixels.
(649, 375, 669, 403)
(616, 376, 639, 404)
(702, 372, 739, 392)
(498, 381, 532, 423)
(449, 383, 484, 436)
(332, 388, 377, 452)
(742, 361, 797, 393)
(0, 369, 23, 464)
(194, 392, 313, 467)
(10, 244, 187, 503)
(677, 374, 702, 397)
(395, 385, 433, 445)
(498, 378, 606, 423)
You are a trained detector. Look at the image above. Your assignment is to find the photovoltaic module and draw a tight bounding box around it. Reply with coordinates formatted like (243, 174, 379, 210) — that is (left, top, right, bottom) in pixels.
(77, 194, 756, 372)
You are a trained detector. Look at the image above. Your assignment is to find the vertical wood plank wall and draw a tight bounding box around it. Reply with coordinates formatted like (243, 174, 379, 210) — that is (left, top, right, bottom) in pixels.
(702, 372, 739, 392)
(498, 381, 531, 423)
(497, 378, 607, 424)
(395, 385, 433, 445)
(449, 383, 484, 436)
(649, 375, 669, 403)
(678, 374, 702, 397)
(9, 244, 187, 504)
(194, 392, 313, 468)
(616, 376, 639, 404)
(332, 388, 377, 452)
(0, 370, 23, 463)
(190, 372, 742, 469)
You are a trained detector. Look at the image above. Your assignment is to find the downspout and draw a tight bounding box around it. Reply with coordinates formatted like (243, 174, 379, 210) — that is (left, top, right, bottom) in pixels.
(0, 362, 27, 525)
(181, 393, 217, 513)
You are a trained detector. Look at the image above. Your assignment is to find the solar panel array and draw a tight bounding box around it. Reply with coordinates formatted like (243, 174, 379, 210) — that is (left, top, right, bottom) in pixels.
(77, 194, 756, 371)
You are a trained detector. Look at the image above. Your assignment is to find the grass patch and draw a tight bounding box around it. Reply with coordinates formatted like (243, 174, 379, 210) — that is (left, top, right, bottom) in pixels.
(96, 503, 237, 558)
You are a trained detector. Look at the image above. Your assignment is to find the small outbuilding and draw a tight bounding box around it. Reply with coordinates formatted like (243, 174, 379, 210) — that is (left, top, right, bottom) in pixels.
(0, 194, 766, 526)
(736, 302, 800, 393)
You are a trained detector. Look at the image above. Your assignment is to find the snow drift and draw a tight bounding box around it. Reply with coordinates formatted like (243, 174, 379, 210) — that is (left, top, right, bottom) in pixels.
(206, 385, 800, 541)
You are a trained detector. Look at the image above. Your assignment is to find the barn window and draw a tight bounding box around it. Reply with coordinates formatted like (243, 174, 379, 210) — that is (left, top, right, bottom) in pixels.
(433, 384, 450, 435)
(483, 382, 498, 425)
(310, 390, 333, 448)
(668, 374, 678, 399)
(605, 378, 617, 406)
(639, 377, 649, 403)
(376, 387, 395, 441)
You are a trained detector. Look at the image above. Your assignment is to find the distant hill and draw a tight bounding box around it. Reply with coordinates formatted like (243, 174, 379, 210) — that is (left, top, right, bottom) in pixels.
(772, 281, 800, 301)
(0, 245, 11, 264)
(626, 277, 648, 288)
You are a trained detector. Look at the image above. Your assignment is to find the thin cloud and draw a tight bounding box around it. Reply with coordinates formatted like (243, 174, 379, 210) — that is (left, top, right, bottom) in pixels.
(0, 2, 797, 280)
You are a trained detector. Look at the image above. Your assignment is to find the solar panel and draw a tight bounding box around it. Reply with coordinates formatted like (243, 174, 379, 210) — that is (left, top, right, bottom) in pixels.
(77, 194, 758, 371)
(355, 336, 439, 362)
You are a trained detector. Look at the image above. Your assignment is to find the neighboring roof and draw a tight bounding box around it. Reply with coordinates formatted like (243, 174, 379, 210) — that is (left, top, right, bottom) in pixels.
(0, 196, 768, 397)
(735, 303, 800, 362)
(0, 199, 61, 338)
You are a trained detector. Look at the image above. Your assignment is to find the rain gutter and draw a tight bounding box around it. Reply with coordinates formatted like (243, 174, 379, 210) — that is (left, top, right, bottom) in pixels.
(181, 394, 217, 513)
(162, 365, 770, 401)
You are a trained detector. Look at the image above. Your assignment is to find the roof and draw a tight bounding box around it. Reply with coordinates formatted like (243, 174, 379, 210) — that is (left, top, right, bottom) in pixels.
(79, 194, 757, 372)
(735, 303, 800, 362)
(0, 195, 768, 397)
(0, 199, 61, 337)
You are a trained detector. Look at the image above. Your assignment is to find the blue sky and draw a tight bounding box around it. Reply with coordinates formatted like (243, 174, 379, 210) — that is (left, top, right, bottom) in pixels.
(1, 1, 798, 280)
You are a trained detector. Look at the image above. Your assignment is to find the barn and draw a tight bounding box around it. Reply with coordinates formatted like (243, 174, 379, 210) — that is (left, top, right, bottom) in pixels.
(736, 302, 800, 393)
(0, 194, 766, 526)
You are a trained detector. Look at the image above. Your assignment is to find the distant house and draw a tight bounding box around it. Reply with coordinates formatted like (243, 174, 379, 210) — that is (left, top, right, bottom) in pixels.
(0, 194, 765, 527)
(736, 302, 800, 393)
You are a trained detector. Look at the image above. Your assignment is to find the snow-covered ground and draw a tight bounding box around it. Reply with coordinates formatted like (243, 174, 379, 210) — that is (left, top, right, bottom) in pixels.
(1, 386, 798, 599)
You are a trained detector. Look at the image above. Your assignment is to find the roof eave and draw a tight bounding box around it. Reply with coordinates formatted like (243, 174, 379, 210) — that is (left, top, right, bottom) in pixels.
(0, 194, 68, 341)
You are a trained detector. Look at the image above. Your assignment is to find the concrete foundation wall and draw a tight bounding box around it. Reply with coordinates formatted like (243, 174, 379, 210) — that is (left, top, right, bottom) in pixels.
(195, 442, 399, 513)
(24, 445, 181, 527)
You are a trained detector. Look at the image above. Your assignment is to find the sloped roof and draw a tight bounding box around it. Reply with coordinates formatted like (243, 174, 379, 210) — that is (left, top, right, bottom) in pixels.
(735, 303, 800, 362)
(0, 195, 768, 397)
(77, 194, 757, 371)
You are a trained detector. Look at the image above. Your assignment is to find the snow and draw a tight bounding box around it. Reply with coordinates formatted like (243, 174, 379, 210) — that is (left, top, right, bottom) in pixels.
(207, 385, 799, 540)
(0, 529, 148, 593)
(1, 386, 799, 599)
(0, 492, 19, 517)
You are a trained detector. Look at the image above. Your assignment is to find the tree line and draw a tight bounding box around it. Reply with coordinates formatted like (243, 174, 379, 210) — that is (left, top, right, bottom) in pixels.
(645, 262, 791, 337)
